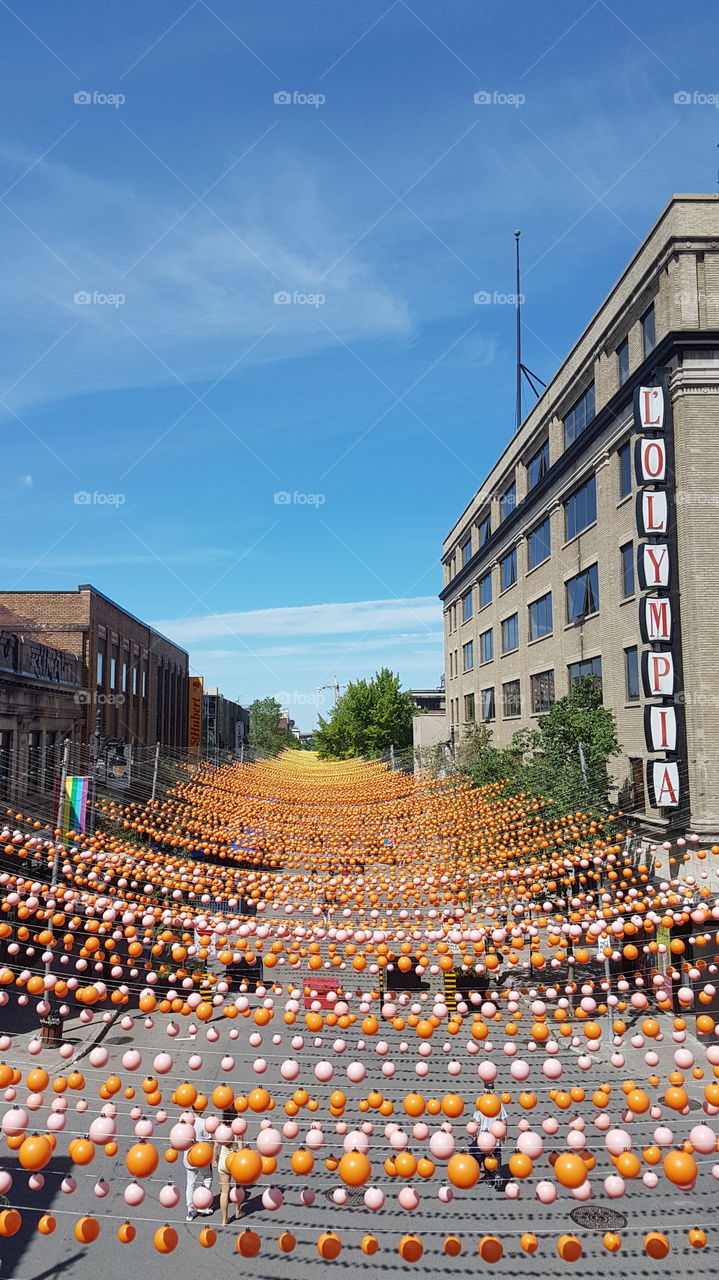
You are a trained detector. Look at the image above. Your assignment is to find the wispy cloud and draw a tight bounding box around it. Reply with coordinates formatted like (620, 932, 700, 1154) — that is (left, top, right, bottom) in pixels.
(154, 595, 441, 644)
(195, 630, 444, 659)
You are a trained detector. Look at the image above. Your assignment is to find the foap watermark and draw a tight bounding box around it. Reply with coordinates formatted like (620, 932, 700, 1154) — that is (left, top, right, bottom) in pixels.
(74, 291, 125, 307)
(274, 90, 325, 108)
(676, 689, 719, 708)
(675, 490, 719, 508)
(474, 89, 525, 108)
(74, 690, 126, 707)
(273, 491, 325, 506)
(274, 290, 325, 307)
(74, 491, 126, 507)
(74, 90, 125, 108)
(275, 690, 327, 708)
(674, 90, 719, 107)
(474, 290, 524, 305)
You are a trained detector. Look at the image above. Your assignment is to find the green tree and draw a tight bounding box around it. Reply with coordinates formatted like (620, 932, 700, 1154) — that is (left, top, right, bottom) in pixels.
(315, 668, 415, 759)
(456, 678, 621, 815)
(248, 697, 299, 756)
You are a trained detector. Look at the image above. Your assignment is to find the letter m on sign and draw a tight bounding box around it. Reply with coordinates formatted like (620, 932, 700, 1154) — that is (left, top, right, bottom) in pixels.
(639, 596, 671, 643)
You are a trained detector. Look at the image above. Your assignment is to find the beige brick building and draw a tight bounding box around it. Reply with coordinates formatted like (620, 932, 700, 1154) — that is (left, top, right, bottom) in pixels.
(442, 194, 719, 843)
(0, 586, 190, 753)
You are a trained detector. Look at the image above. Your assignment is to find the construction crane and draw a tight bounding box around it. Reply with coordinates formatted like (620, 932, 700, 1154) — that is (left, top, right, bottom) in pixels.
(317, 677, 347, 705)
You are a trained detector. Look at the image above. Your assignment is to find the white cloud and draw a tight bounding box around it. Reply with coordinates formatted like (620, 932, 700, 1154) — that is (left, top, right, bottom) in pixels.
(153, 596, 441, 644)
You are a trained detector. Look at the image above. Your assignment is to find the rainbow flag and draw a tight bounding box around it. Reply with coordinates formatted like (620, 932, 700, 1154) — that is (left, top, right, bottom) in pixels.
(54, 776, 89, 834)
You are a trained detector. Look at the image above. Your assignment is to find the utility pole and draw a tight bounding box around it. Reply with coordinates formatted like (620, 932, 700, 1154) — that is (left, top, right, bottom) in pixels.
(151, 741, 160, 802)
(317, 677, 346, 705)
(389, 744, 395, 770)
(52, 738, 71, 892)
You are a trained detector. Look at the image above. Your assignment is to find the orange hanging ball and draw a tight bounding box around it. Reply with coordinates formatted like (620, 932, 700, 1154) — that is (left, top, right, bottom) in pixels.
(338, 1150, 371, 1187)
(446, 1152, 480, 1189)
(236, 1229, 261, 1257)
(553, 1152, 587, 1189)
(317, 1232, 342, 1260)
(125, 1141, 159, 1178)
(154, 1225, 179, 1254)
(74, 1216, 100, 1244)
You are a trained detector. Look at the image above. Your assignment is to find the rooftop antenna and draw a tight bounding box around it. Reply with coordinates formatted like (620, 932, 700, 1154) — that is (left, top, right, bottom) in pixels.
(514, 230, 547, 432)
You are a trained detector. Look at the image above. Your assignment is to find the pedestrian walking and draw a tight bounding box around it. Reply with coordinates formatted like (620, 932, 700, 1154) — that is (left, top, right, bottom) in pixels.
(469, 1101, 508, 1188)
(184, 1113, 215, 1222)
(217, 1110, 240, 1226)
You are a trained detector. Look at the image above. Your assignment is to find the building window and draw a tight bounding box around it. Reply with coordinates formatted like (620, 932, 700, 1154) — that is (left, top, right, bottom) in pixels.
(500, 480, 516, 522)
(122, 661, 128, 693)
(625, 646, 640, 701)
(44, 732, 57, 787)
(566, 564, 599, 623)
(528, 517, 551, 569)
(503, 679, 521, 718)
(500, 549, 517, 591)
(464, 693, 475, 723)
(630, 757, 646, 811)
(642, 305, 656, 356)
(110, 654, 117, 690)
(564, 382, 595, 448)
(527, 440, 549, 489)
(0, 730, 13, 793)
(531, 669, 555, 713)
(480, 628, 493, 663)
(27, 731, 42, 791)
(568, 656, 602, 689)
(478, 513, 492, 547)
(132, 666, 138, 695)
(462, 589, 473, 623)
(618, 441, 632, 499)
(620, 542, 635, 598)
(565, 474, 597, 540)
(463, 640, 474, 672)
(529, 592, 553, 640)
(461, 537, 472, 567)
(141, 669, 147, 699)
(96, 650, 104, 687)
(481, 688, 495, 722)
(617, 337, 629, 386)
(501, 613, 519, 653)
(479, 572, 492, 609)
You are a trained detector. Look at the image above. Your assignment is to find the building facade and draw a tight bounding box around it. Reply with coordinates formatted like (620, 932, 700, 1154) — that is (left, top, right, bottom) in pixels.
(202, 688, 250, 758)
(441, 194, 719, 843)
(0, 606, 86, 807)
(0, 586, 190, 752)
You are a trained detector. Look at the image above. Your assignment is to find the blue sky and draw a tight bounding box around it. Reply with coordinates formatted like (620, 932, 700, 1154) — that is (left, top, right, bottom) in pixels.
(1, 0, 716, 728)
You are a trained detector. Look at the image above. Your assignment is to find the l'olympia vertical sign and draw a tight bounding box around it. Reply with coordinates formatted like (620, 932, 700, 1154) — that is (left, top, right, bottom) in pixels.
(188, 676, 203, 756)
(634, 378, 682, 808)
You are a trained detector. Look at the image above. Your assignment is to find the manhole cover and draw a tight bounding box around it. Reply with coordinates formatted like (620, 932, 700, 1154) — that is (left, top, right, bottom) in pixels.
(570, 1206, 627, 1231)
(322, 1189, 366, 1208)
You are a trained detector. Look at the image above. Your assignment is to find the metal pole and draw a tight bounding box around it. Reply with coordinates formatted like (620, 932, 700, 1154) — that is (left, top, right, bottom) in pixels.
(151, 741, 160, 802)
(240, 742, 244, 764)
(389, 744, 395, 770)
(51, 739, 71, 893)
(514, 230, 522, 432)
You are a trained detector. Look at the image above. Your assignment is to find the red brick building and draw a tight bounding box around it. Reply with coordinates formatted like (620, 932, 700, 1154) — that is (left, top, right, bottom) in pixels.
(0, 586, 190, 751)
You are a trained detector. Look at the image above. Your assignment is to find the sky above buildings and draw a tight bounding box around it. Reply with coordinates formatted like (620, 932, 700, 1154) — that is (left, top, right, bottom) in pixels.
(2, 0, 717, 728)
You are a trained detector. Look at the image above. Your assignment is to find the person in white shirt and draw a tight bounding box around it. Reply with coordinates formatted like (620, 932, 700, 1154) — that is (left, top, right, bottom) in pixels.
(184, 1113, 215, 1221)
(469, 1101, 507, 1188)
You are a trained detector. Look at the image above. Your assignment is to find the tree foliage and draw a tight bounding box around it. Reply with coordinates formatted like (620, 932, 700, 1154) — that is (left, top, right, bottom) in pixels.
(248, 697, 300, 756)
(315, 668, 415, 760)
(458, 678, 621, 815)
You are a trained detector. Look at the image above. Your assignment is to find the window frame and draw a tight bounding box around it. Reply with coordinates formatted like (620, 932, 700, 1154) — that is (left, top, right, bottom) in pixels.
(481, 687, 495, 722)
(478, 571, 492, 609)
(527, 516, 551, 570)
(617, 336, 629, 386)
(568, 656, 602, 689)
(618, 441, 632, 499)
(477, 513, 492, 548)
(563, 382, 596, 449)
(500, 548, 517, 591)
(462, 588, 473, 623)
(461, 537, 472, 567)
(625, 646, 640, 702)
(527, 439, 549, 490)
(502, 678, 521, 719)
(462, 639, 474, 672)
(528, 591, 553, 641)
(641, 304, 656, 356)
(565, 474, 597, 541)
(620, 542, 635, 599)
(566, 563, 600, 624)
(500, 479, 517, 522)
(531, 669, 555, 714)
(479, 628, 493, 664)
(464, 692, 476, 723)
(501, 612, 519, 654)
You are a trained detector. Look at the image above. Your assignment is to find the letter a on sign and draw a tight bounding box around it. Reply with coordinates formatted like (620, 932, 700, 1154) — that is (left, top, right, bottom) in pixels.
(644, 704, 677, 752)
(647, 760, 680, 808)
(637, 491, 668, 536)
(640, 596, 672, 643)
(638, 543, 670, 591)
(634, 385, 665, 431)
